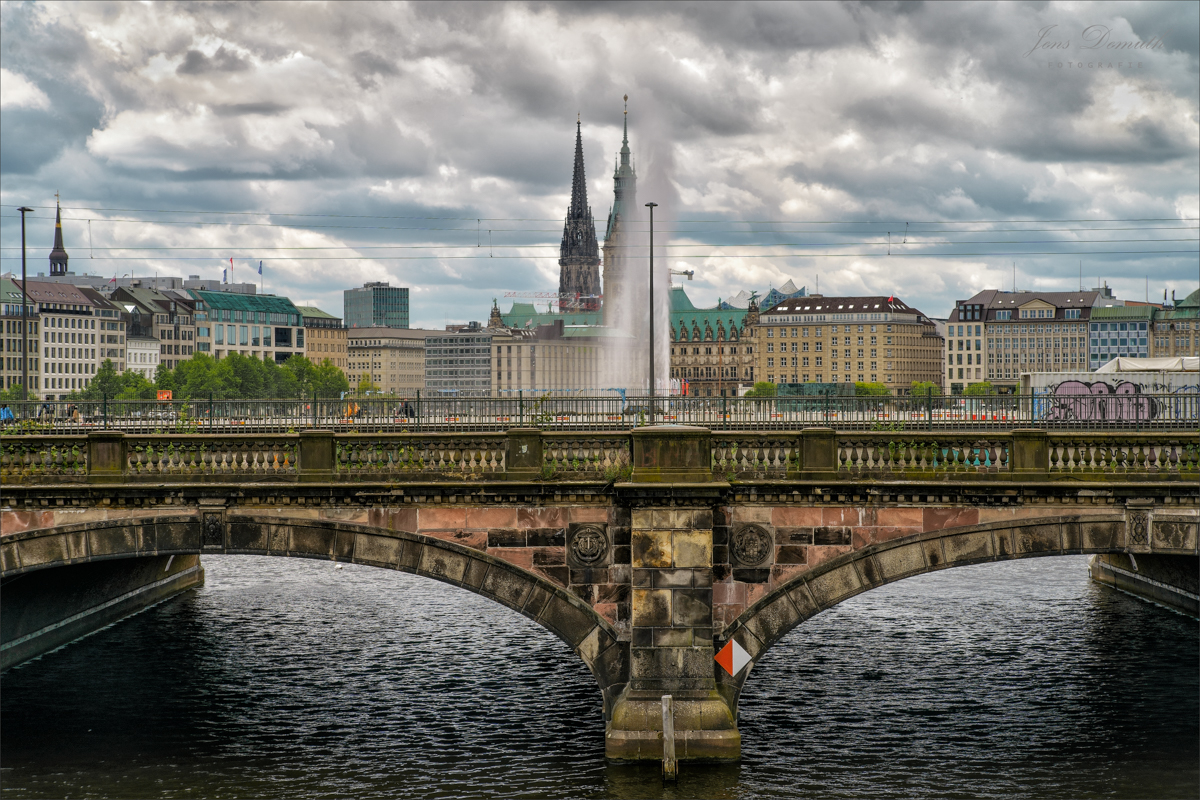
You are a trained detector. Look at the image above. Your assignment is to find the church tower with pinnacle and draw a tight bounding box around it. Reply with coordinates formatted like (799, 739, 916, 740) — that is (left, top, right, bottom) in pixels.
(602, 96, 636, 324)
(49, 199, 69, 276)
(558, 117, 601, 311)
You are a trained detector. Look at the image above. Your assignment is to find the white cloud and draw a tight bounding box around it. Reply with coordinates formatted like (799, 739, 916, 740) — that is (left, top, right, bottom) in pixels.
(0, 68, 50, 109)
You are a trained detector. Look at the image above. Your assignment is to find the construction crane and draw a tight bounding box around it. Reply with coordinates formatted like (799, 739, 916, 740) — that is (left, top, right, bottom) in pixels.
(670, 269, 694, 287)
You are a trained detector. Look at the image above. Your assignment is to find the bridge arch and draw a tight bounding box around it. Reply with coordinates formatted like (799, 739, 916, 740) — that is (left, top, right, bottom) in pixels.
(716, 513, 1199, 710)
(0, 514, 629, 714)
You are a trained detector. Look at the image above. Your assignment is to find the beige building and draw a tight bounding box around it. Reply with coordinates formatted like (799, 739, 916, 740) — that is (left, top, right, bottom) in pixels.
(669, 288, 758, 397)
(755, 294, 943, 394)
(950, 289, 1102, 393)
(347, 327, 428, 395)
(110, 286, 197, 371)
(20, 279, 107, 399)
(297, 306, 348, 375)
(490, 320, 621, 396)
(1, 278, 41, 396)
(1150, 289, 1198, 359)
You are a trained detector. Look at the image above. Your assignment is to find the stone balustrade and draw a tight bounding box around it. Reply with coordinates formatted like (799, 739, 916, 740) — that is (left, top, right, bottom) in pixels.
(2, 428, 1197, 485)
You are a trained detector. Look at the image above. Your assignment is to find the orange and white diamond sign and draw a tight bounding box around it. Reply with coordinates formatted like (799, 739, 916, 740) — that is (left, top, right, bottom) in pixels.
(715, 639, 752, 677)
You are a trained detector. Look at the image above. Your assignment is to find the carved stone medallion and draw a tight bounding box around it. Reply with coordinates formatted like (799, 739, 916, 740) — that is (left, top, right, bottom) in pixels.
(568, 524, 609, 566)
(731, 524, 773, 567)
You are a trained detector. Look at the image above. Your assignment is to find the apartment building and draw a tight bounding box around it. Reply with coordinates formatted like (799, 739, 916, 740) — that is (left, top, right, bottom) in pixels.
(82, 288, 126, 374)
(755, 294, 943, 394)
(949, 289, 1099, 393)
(297, 306, 349, 375)
(19, 279, 104, 399)
(126, 336, 160, 380)
(1149, 289, 1198, 359)
(189, 290, 305, 364)
(1, 278, 41, 395)
(347, 327, 429, 395)
(110, 286, 197, 371)
(669, 288, 758, 397)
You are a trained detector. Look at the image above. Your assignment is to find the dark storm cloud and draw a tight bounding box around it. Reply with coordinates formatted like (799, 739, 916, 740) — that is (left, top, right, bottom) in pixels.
(176, 46, 251, 75)
(1, 1, 1195, 325)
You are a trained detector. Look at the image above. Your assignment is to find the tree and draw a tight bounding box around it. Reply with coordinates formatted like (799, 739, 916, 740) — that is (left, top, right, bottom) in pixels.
(855, 382, 890, 396)
(173, 353, 227, 399)
(284, 355, 316, 394)
(117, 370, 157, 400)
(312, 359, 350, 398)
(910, 380, 941, 396)
(154, 362, 176, 393)
(743, 381, 777, 398)
(77, 359, 124, 400)
(356, 372, 381, 395)
(0, 384, 25, 403)
(964, 381, 995, 396)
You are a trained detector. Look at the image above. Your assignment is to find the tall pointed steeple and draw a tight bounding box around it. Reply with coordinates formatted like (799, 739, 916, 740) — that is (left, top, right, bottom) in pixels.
(49, 198, 69, 276)
(558, 116, 601, 310)
(603, 96, 637, 324)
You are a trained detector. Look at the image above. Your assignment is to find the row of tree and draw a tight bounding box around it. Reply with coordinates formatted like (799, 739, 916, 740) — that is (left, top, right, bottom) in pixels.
(71, 353, 352, 401)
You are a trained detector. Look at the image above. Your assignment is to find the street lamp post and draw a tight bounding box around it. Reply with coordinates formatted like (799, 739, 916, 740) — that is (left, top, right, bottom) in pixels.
(18, 206, 33, 406)
(646, 202, 658, 408)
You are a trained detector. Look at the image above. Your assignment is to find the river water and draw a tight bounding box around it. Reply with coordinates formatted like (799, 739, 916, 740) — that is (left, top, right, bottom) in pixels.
(2, 555, 1196, 799)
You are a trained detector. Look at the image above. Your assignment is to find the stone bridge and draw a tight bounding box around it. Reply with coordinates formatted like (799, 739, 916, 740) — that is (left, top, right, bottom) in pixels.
(2, 426, 1197, 762)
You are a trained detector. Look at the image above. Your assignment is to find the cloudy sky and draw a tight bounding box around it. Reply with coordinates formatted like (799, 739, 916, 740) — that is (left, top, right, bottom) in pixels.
(1, 0, 1197, 326)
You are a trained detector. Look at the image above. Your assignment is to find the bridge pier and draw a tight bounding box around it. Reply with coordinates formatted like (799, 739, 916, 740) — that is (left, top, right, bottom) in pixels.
(605, 426, 740, 762)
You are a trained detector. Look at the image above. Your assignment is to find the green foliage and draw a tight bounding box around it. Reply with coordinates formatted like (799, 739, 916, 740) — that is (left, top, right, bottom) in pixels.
(910, 380, 941, 396)
(141, 352, 351, 400)
(964, 381, 995, 396)
(311, 359, 350, 398)
(356, 372, 381, 395)
(855, 381, 890, 396)
(0, 383, 27, 403)
(744, 381, 777, 398)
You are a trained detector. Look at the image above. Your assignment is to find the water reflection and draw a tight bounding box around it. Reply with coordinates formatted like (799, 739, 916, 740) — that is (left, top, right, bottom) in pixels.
(2, 555, 1196, 799)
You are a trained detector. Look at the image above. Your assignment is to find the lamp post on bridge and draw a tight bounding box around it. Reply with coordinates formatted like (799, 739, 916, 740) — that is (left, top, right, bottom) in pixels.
(646, 201, 658, 410)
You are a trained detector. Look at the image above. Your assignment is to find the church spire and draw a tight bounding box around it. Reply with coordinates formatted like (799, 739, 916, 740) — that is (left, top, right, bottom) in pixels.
(619, 94, 631, 165)
(49, 197, 69, 277)
(569, 116, 590, 219)
(559, 117, 601, 309)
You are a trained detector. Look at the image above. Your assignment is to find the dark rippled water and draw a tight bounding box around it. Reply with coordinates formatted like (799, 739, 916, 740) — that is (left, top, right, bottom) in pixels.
(2, 555, 1196, 799)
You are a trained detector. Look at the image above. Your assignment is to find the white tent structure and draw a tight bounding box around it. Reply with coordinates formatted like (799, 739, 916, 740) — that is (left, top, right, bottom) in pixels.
(1095, 357, 1199, 372)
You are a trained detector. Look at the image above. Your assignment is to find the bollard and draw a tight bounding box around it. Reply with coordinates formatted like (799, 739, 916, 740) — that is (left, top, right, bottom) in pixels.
(661, 694, 677, 782)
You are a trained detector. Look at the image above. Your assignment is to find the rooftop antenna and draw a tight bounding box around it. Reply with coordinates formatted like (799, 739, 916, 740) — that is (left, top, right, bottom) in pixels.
(1012, 262, 1016, 292)
(1079, 260, 1082, 291)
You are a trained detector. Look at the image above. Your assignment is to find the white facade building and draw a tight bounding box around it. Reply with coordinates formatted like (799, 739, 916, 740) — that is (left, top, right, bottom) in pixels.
(126, 336, 160, 380)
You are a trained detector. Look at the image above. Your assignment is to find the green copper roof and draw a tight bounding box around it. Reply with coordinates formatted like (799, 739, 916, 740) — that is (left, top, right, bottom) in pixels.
(295, 305, 339, 320)
(1090, 305, 1154, 319)
(500, 302, 602, 328)
(189, 289, 301, 316)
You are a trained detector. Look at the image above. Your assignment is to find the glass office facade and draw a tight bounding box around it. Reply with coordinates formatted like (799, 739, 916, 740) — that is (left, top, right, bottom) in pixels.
(344, 283, 410, 329)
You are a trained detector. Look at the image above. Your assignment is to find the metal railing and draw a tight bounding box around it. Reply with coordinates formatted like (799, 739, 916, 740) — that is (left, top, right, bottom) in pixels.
(0, 392, 1196, 434)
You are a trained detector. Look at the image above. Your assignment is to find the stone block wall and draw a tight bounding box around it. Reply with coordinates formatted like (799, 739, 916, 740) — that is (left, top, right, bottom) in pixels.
(629, 508, 715, 692)
(367, 503, 632, 637)
(712, 502, 1117, 631)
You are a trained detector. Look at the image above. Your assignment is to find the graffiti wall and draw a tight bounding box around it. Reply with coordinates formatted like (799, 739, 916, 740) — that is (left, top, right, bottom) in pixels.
(1028, 372, 1199, 424)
